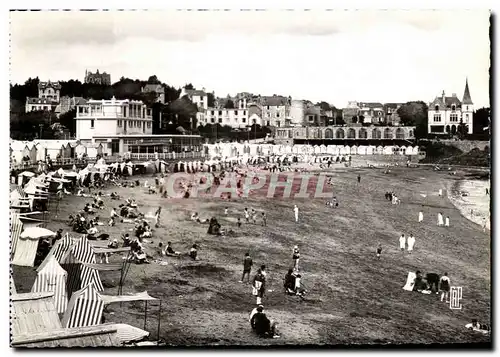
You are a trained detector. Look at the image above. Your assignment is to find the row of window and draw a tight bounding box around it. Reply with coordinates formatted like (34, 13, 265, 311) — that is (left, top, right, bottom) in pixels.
(210, 110, 248, 116)
(89, 120, 152, 129)
(117, 120, 152, 128)
(433, 113, 469, 122)
(434, 105, 471, 111)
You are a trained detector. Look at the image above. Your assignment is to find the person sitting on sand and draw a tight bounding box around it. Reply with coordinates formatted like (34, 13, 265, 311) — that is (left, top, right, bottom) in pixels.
(165, 242, 180, 257)
(413, 271, 429, 292)
(249, 305, 280, 339)
(108, 239, 119, 249)
(191, 212, 200, 222)
(133, 248, 149, 264)
(121, 233, 131, 247)
(189, 244, 198, 260)
(83, 203, 95, 214)
(466, 319, 490, 334)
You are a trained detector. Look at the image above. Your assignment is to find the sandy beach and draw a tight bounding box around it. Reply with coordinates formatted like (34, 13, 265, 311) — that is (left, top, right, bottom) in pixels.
(448, 179, 491, 231)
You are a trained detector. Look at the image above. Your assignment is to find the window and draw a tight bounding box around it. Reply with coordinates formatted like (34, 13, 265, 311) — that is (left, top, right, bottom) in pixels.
(218, 118, 222, 124)
(433, 114, 441, 122)
(450, 114, 458, 122)
(234, 110, 238, 115)
(276, 113, 280, 118)
(465, 114, 469, 121)
(466, 106, 469, 111)
(243, 110, 247, 115)
(267, 106, 270, 110)
(218, 111, 222, 115)
(266, 121, 270, 126)
(242, 118, 246, 123)
(117, 120, 122, 127)
(211, 110, 215, 115)
(211, 118, 215, 123)
(91, 119, 95, 128)
(451, 105, 456, 111)
(435, 105, 439, 111)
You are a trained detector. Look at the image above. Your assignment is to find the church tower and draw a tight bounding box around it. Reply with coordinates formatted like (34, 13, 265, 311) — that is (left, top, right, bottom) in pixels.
(462, 78, 474, 134)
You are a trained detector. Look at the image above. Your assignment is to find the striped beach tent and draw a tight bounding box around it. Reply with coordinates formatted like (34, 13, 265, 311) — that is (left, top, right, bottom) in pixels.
(10, 211, 23, 258)
(11, 222, 47, 267)
(31, 255, 68, 314)
(61, 236, 104, 296)
(38, 234, 74, 269)
(61, 283, 104, 328)
(10, 274, 17, 294)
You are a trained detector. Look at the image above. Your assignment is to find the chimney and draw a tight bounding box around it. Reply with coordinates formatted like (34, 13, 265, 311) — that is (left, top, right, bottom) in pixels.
(202, 87, 206, 92)
(441, 90, 446, 103)
(452, 93, 457, 97)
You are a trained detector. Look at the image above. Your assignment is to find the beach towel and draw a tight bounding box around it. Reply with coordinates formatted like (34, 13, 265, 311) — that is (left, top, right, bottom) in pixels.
(465, 323, 490, 335)
(403, 272, 416, 291)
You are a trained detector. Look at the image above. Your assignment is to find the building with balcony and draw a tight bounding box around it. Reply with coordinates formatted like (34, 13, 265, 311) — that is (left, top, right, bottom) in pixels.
(274, 125, 416, 146)
(25, 97, 59, 112)
(75, 97, 203, 155)
(84, 69, 111, 85)
(358, 102, 385, 124)
(57, 96, 87, 116)
(25, 80, 61, 112)
(427, 79, 474, 135)
(202, 108, 250, 128)
(259, 95, 290, 127)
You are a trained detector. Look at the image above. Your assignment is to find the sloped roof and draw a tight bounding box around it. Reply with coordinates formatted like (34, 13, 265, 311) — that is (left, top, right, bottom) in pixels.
(185, 89, 206, 96)
(143, 84, 165, 93)
(38, 81, 61, 90)
(359, 102, 384, 108)
(430, 95, 462, 109)
(26, 97, 58, 105)
(462, 79, 473, 105)
(11, 324, 122, 347)
(11, 292, 62, 336)
(73, 97, 88, 105)
(262, 96, 288, 106)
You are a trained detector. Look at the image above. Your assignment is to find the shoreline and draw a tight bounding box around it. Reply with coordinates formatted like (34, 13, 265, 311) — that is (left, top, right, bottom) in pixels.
(447, 178, 490, 231)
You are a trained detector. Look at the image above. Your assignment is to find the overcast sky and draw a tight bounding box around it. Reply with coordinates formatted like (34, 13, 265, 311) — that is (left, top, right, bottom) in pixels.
(10, 9, 491, 108)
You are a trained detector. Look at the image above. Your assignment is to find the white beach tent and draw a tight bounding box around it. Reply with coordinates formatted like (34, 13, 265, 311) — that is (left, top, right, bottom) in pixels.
(31, 255, 68, 314)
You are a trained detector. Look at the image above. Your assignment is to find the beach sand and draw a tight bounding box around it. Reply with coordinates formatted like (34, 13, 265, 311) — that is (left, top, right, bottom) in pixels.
(448, 179, 490, 231)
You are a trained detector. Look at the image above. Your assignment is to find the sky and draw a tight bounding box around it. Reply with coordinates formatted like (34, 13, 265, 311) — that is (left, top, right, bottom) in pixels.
(9, 9, 491, 108)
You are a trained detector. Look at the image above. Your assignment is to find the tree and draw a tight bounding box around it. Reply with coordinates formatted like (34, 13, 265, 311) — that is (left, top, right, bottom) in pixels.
(147, 75, 161, 84)
(58, 108, 77, 137)
(351, 116, 358, 124)
(317, 101, 331, 111)
(473, 107, 490, 134)
(184, 83, 194, 90)
(397, 101, 428, 140)
(457, 118, 467, 140)
(224, 99, 235, 109)
(207, 92, 216, 107)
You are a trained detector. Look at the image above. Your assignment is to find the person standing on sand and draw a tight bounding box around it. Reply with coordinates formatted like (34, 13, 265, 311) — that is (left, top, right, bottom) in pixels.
(237, 217, 242, 228)
(418, 210, 424, 223)
(376, 243, 382, 260)
(437, 212, 444, 226)
(262, 212, 267, 226)
(439, 273, 451, 303)
(240, 252, 253, 283)
(407, 234, 415, 254)
(445, 216, 450, 227)
(357, 174, 361, 183)
(483, 217, 488, 232)
(244, 208, 250, 223)
(252, 265, 267, 305)
(439, 188, 443, 197)
(399, 234, 406, 253)
(294, 205, 299, 223)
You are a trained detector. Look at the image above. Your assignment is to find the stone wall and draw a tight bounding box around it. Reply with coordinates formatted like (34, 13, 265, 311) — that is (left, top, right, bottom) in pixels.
(437, 140, 489, 153)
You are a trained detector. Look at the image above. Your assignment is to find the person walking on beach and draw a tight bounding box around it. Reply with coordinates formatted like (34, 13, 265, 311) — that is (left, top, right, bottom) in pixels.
(240, 252, 253, 283)
(445, 216, 450, 227)
(376, 243, 383, 260)
(399, 234, 406, 253)
(294, 205, 299, 223)
(292, 245, 300, 271)
(244, 208, 250, 223)
(418, 209, 424, 223)
(439, 188, 443, 197)
(439, 273, 451, 303)
(437, 212, 444, 226)
(262, 212, 267, 227)
(357, 174, 361, 183)
(407, 234, 415, 254)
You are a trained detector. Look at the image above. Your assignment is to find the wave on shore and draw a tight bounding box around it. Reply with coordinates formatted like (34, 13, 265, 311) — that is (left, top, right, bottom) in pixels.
(448, 179, 490, 231)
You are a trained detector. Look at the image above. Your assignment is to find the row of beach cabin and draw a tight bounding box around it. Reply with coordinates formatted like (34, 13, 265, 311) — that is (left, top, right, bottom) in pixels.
(10, 140, 104, 165)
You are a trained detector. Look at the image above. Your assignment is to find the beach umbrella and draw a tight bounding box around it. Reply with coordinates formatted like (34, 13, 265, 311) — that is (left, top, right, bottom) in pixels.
(20, 227, 56, 239)
(20, 171, 35, 177)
